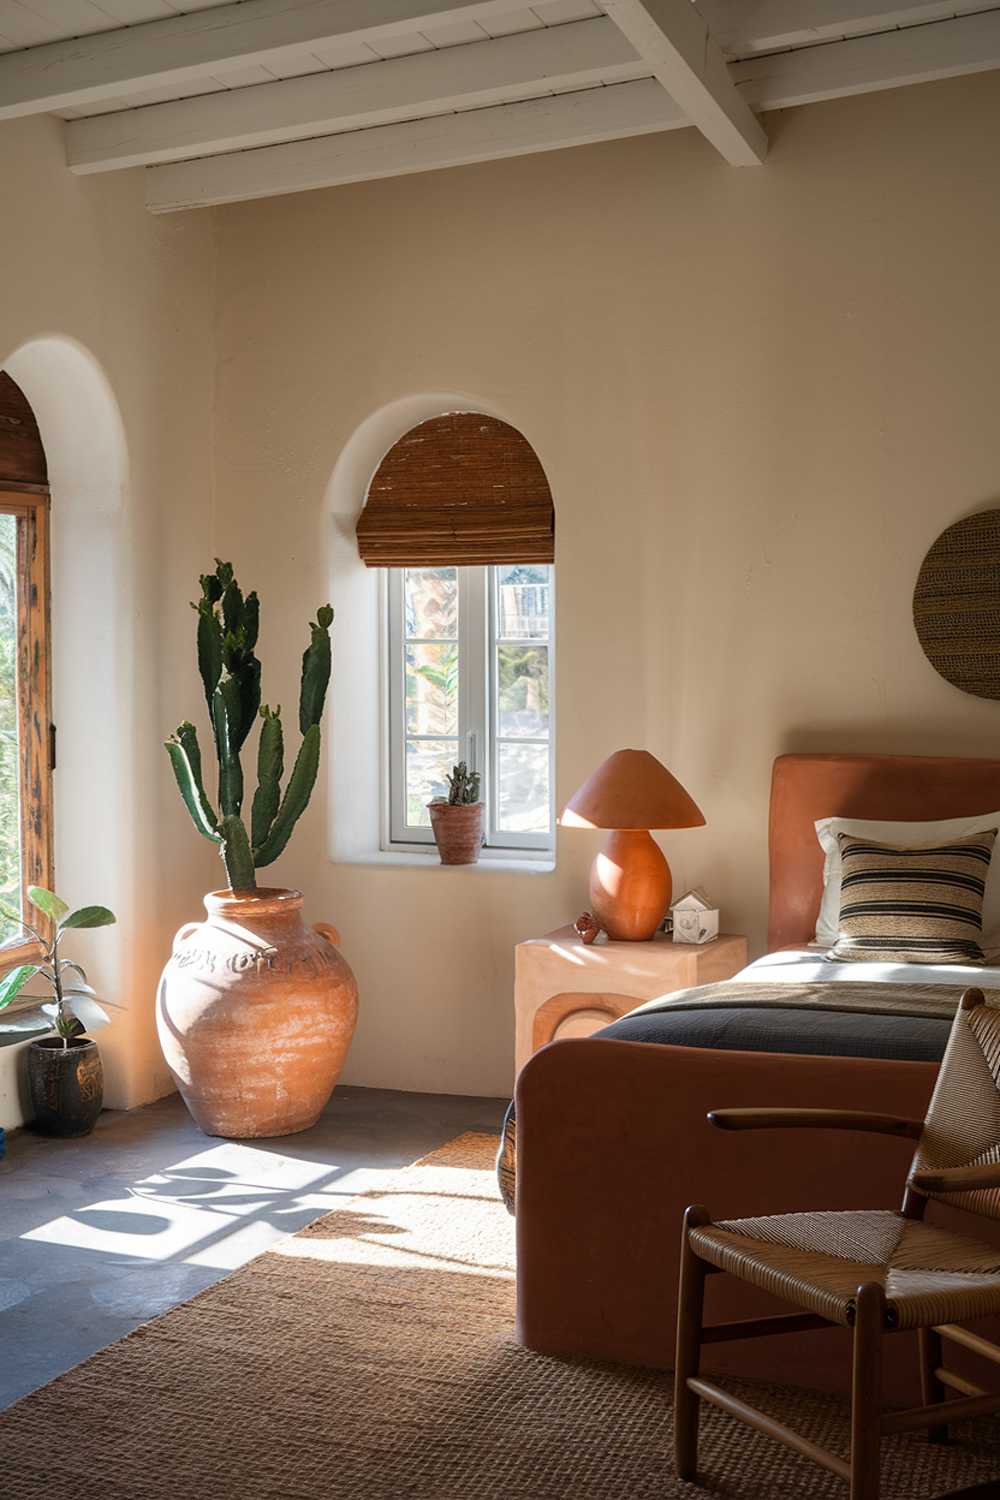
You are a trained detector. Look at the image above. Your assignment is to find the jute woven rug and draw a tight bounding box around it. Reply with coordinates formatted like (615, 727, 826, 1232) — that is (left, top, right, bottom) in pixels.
(2, 1132, 999, 1499)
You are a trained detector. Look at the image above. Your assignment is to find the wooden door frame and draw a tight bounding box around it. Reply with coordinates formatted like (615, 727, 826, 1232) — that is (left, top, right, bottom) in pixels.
(0, 485, 52, 970)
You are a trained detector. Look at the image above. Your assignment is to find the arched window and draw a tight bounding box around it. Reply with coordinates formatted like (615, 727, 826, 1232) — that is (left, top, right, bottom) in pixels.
(357, 413, 555, 855)
(0, 372, 53, 952)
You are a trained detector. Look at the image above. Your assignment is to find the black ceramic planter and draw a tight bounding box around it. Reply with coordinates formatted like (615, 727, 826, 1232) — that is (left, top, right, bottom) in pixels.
(27, 1036, 103, 1137)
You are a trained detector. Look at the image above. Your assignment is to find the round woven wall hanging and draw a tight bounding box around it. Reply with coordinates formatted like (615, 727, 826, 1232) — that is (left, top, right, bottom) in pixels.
(913, 508, 1000, 700)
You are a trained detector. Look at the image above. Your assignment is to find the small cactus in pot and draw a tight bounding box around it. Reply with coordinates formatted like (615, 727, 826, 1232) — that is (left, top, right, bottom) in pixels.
(428, 761, 484, 865)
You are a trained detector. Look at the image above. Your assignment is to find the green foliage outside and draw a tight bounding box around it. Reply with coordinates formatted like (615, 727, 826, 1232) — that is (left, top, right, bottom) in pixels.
(411, 647, 458, 709)
(0, 516, 21, 942)
(400, 564, 551, 827)
(497, 644, 549, 735)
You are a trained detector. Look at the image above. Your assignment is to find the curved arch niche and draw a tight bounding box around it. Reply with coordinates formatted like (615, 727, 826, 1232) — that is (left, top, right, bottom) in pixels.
(326, 394, 555, 864)
(2, 337, 133, 1112)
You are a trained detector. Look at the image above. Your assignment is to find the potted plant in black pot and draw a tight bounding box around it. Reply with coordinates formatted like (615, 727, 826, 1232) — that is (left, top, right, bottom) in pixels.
(0, 886, 117, 1136)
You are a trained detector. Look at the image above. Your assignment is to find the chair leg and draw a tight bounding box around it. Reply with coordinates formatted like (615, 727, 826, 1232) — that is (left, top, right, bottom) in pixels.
(917, 1327, 949, 1444)
(674, 1205, 710, 1484)
(850, 1283, 885, 1500)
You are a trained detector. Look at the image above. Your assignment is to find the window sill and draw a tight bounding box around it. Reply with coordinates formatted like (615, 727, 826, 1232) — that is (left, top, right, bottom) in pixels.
(0, 938, 45, 975)
(337, 849, 555, 874)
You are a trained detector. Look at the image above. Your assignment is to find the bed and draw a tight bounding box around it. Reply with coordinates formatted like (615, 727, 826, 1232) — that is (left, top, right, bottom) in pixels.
(511, 752, 1000, 1403)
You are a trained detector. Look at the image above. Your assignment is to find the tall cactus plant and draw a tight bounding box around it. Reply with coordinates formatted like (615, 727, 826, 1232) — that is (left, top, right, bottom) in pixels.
(165, 560, 333, 891)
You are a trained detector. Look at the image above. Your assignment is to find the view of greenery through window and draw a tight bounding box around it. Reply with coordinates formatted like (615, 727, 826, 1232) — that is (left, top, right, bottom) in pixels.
(494, 564, 550, 834)
(401, 563, 551, 834)
(404, 566, 459, 826)
(0, 513, 21, 938)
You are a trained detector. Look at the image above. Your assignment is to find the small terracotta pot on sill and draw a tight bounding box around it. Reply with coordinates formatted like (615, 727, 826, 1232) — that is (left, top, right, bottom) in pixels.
(428, 802, 484, 865)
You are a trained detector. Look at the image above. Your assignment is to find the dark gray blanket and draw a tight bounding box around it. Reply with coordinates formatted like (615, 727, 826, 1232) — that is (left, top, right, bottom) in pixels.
(497, 984, 959, 1214)
(597, 1002, 952, 1062)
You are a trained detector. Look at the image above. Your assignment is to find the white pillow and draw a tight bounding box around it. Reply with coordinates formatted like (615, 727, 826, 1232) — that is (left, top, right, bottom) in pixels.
(814, 811, 1000, 953)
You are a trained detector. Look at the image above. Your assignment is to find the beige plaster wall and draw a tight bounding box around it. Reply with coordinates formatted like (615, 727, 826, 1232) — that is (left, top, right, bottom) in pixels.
(209, 71, 1000, 1098)
(0, 115, 217, 1127)
(6, 73, 999, 1120)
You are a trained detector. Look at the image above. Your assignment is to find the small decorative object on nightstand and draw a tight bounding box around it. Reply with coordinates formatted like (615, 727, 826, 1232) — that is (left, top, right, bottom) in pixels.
(671, 889, 720, 945)
(573, 911, 602, 945)
(514, 924, 748, 1073)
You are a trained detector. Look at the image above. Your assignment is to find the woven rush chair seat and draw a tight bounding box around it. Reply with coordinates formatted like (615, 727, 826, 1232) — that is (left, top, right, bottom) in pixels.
(691, 1210, 1000, 1329)
(674, 987, 1000, 1500)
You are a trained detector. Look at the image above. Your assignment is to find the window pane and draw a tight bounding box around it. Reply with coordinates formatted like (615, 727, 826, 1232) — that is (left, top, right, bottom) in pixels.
(497, 644, 549, 738)
(405, 738, 459, 827)
(497, 742, 550, 833)
(405, 643, 458, 735)
(405, 567, 457, 639)
(0, 515, 20, 937)
(496, 563, 550, 640)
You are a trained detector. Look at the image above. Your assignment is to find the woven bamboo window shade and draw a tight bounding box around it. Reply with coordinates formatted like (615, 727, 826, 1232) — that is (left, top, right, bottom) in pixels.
(0, 372, 47, 490)
(356, 413, 554, 567)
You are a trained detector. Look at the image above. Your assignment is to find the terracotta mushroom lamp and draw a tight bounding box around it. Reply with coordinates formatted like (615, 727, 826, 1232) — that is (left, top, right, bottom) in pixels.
(559, 749, 705, 942)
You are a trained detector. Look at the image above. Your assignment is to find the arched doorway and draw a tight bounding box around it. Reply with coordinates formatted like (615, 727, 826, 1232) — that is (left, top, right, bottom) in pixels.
(0, 372, 53, 953)
(2, 338, 132, 1112)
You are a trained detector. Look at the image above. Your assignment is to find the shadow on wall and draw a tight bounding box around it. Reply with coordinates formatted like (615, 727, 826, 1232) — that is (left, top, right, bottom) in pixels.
(779, 722, 1000, 760)
(1, 336, 133, 1113)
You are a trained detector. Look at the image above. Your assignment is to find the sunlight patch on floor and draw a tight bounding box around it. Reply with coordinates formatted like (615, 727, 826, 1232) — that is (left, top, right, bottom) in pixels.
(273, 1153, 514, 1280)
(20, 1141, 352, 1268)
(18, 1135, 508, 1277)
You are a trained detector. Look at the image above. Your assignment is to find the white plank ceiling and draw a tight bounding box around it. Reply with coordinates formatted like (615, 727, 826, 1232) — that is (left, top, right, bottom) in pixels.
(0, 0, 997, 209)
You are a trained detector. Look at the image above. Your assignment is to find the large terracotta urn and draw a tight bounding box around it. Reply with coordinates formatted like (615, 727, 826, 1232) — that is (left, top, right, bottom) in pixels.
(157, 887, 358, 1139)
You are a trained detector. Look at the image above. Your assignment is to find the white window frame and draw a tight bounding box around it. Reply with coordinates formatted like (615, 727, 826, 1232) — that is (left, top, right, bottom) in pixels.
(381, 564, 555, 858)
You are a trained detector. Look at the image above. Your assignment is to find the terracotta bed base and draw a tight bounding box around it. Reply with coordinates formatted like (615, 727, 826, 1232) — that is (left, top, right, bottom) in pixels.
(515, 1034, 1000, 1405)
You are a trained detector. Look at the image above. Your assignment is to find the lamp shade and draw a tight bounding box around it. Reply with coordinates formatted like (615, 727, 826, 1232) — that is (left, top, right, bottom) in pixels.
(559, 749, 705, 831)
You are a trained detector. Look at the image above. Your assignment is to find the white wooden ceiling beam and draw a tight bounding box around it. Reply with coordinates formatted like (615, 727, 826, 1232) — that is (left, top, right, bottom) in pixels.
(0, 0, 542, 121)
(600, 0, 767, 165)
(66, 18, 643, 174)
(736, 8, 1000, 110)
(701, 0, 993, 60)
(144, 78, 684, 212)
(143, 6, 1000, 212)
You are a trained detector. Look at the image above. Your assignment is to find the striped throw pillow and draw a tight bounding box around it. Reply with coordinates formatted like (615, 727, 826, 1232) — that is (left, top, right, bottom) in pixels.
(828, 829, 998, 965)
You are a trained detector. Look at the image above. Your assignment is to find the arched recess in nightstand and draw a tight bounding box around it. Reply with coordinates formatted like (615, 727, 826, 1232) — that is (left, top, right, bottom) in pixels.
(532, 991, 640, 1053)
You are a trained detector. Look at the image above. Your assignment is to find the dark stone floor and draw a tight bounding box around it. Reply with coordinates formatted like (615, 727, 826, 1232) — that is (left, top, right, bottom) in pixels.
(0, 1085, 506, 1410)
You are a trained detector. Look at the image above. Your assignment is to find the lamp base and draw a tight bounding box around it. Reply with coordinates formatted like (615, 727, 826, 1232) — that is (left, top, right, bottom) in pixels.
(589, 829, 672, 942)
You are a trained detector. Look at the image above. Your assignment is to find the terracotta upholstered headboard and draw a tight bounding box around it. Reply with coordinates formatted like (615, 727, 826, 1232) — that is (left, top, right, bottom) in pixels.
(768, 753, 1000, 950)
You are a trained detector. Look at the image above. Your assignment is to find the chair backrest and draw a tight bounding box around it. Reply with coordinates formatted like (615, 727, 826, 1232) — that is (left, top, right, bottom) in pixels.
(908, 989, 1000, 1222)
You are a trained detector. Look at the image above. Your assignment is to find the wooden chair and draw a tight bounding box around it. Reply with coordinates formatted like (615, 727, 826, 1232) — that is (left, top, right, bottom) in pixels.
(675, 987, 1000, 1500)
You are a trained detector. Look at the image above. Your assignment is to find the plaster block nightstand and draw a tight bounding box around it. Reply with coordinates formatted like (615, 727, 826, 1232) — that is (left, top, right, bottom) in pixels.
(514, 926, 749, 1074)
